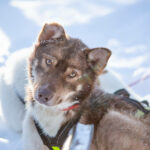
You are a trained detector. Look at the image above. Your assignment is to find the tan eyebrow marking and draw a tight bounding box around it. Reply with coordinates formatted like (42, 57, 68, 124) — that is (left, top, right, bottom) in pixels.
(42, 53, 57, 59)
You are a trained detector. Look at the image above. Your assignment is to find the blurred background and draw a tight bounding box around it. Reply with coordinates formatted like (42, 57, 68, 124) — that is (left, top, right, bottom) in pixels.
(0, 0, 150, 97)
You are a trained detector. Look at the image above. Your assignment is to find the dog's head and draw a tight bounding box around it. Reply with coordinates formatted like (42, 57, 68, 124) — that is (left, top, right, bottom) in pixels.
(28, 23, 111, 109)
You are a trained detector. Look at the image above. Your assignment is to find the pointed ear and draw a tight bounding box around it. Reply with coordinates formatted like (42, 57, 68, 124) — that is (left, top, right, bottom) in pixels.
(38, 23, 66, 42)
(87, 48, 111, 75)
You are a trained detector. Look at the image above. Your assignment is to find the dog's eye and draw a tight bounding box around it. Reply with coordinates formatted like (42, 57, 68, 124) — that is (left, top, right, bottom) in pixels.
(46, 59, 53, 65)
(69, 71, 77, 78)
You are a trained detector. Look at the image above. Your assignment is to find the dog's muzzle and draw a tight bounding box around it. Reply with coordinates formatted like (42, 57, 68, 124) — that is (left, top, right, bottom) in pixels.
(35, 84, 53, 105)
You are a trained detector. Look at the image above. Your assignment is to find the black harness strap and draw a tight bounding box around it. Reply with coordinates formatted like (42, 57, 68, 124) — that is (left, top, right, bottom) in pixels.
(141, 100, 149, 107)
(114, 89, 130, 97)
(34, 119, 77, 150)
(114, 89, 150, 114)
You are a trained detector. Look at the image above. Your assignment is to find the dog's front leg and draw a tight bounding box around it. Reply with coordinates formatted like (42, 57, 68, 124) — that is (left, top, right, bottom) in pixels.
(22, 111, 48, 150)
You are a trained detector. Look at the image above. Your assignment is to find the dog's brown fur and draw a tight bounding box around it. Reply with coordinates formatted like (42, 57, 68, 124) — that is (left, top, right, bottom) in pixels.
(26, 23, 110, 108)
(81, 90, 150, 150)
(26, 23, 150, 150)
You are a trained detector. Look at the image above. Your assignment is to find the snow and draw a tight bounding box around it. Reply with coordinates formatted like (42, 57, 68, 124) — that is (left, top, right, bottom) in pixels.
(70, 124, 94, 150)
(0, 111, 22, 150)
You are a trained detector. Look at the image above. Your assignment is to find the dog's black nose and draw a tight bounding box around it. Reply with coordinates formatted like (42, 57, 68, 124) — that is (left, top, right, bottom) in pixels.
(36, 85, 53, 103)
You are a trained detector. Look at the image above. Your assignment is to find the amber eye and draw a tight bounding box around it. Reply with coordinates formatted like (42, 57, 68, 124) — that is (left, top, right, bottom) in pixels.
(69, 71, 77, 78)
(46, 59, 53, 65)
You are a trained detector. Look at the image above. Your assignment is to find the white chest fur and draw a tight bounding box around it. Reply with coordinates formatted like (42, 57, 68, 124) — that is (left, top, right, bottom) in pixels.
(32, 103, 66, 137)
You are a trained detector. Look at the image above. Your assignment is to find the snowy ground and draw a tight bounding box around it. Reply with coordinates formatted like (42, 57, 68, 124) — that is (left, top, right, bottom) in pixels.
(0, 103, 22, 150)
(0, 119, 22, 150)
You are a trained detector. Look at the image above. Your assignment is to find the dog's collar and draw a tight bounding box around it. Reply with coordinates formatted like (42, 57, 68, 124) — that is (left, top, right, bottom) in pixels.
(61, 104, 79, 111)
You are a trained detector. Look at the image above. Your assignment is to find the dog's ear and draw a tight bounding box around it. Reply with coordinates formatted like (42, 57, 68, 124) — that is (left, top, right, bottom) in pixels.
(86, 48, 111, 75)
(38, 23, 66, 42)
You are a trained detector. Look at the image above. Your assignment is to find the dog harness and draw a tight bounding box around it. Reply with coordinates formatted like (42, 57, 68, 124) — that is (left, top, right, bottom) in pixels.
(33, 102, 81, 149)
(34, 120, 76, 150)
(114, 89, 150, 116)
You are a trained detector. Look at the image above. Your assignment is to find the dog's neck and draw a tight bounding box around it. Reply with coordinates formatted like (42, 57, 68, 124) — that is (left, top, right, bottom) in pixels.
(31, 101, 80, 137)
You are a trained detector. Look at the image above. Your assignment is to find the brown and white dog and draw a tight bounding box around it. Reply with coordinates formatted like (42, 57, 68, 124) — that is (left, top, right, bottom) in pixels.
(23, 23, 150, 150)
(23, 23, 111, 150)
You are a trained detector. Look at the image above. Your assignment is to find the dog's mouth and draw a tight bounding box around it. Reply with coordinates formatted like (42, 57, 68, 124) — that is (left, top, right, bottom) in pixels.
(34, 91, 80, 110)
(34, 87, 81, 107)
(35, 96, 80, 111)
